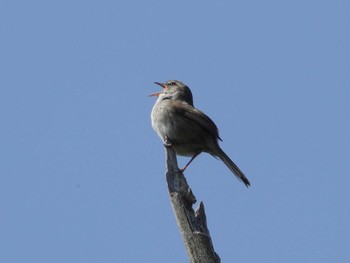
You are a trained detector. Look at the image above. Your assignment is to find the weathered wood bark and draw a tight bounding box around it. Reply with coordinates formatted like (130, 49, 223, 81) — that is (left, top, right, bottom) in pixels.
(164, 143, 221, 263)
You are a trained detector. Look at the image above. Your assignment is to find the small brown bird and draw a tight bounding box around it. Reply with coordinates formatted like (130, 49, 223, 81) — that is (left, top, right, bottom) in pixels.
(150, 80, 250, 187)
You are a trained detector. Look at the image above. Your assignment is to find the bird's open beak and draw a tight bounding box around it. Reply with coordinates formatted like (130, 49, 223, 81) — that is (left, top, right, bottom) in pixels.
(149, 82, 165, 97)
(154, 82, 165, 88)
(149, 92, 161, 97)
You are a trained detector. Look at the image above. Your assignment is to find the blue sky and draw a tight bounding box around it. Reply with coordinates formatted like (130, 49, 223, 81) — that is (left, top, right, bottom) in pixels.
(1, 1, 349, 262)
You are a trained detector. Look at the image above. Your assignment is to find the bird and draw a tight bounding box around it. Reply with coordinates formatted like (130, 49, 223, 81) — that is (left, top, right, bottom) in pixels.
(150, 80, 250, 187)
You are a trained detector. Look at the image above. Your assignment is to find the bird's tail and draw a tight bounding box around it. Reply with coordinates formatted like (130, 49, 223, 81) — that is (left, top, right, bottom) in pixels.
(216, 147, 250, 187)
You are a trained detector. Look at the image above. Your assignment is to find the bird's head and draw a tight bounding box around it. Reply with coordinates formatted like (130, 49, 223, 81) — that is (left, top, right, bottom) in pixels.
(149, 80, 194, 106)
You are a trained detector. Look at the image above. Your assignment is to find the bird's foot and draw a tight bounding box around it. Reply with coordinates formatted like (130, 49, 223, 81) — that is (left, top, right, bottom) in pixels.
(177, 168, 185, 174)
(163, 136, 172, 147)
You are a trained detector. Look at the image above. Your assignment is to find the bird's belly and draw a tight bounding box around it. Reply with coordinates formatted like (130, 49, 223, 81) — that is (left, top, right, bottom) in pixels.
(152, 111, 206, 156)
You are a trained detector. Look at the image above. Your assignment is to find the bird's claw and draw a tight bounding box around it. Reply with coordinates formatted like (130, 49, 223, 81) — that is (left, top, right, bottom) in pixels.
(163, 136, 172, 147)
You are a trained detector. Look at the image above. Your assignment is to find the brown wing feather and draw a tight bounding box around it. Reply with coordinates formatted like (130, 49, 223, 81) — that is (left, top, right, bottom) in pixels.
(171, 100, 222, 141)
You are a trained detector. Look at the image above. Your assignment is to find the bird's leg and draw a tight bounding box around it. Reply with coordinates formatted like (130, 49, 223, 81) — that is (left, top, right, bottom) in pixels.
(180, 152, 200, 173)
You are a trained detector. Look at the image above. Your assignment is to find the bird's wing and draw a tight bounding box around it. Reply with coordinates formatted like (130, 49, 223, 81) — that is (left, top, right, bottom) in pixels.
(172, 101, 222, 141)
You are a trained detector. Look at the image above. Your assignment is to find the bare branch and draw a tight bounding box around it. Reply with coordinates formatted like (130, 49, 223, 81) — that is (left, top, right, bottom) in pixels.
(164, 143, 221, 263)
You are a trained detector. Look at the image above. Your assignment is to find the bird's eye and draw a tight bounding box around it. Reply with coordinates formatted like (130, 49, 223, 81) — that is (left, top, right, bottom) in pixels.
(168, 81, 176, 86)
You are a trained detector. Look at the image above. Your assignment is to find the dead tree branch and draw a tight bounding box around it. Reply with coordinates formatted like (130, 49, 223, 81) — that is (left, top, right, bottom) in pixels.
(164, 142, 221, 263)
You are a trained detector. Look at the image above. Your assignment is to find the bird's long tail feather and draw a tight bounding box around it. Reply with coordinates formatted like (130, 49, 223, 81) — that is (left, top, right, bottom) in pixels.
(216, 147, 250, 187)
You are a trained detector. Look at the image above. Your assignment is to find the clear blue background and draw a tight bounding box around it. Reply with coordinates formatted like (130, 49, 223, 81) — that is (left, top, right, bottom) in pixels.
(1, 1, 349, 262)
